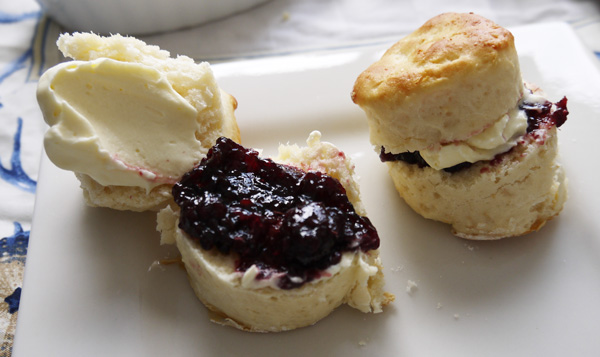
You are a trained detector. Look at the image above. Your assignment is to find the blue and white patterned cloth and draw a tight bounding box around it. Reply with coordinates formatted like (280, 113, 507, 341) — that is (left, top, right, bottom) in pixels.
(1, 0, 599, 355)
(0, 2, 46, 353)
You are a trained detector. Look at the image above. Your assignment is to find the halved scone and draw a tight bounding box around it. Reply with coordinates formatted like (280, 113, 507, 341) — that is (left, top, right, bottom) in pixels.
(157, 132, 393, 332)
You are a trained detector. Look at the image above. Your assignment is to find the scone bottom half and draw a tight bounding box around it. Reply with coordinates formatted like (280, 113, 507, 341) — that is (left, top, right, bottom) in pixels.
(352, 13, 570, 239)
(157, 132, 393, 332)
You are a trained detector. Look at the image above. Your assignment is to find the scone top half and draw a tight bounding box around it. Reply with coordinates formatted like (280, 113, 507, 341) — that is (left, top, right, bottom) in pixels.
(352, 12, 523, 154)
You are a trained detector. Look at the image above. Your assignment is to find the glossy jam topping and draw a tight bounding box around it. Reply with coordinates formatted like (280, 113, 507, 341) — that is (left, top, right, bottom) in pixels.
(173, 137, 380, 289)
(380, 97, 568, 172)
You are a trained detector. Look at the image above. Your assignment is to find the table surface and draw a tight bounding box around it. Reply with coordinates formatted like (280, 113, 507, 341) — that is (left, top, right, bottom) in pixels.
(1, 0, 600, 355)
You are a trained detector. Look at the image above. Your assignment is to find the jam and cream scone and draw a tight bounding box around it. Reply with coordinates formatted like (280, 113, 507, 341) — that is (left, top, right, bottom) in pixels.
(37, 33, 240, 211)
(157, 132, 393, 332)
(351, 13, 568, 239)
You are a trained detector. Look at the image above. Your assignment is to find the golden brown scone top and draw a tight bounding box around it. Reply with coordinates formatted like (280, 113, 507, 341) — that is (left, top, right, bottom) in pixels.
(352, 12, 514, 103)
(352, 13, 523, 153)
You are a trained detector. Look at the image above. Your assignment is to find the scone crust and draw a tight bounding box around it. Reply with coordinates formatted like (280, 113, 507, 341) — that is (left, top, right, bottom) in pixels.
(352, 12, 523, 153)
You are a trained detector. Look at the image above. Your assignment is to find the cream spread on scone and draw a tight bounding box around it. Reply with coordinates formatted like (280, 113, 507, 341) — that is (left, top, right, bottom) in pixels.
(238, 252, 378, 291)
(420, 85, 548, 170)
(39, 58, 206, 191)
(37, 33, 236, 193)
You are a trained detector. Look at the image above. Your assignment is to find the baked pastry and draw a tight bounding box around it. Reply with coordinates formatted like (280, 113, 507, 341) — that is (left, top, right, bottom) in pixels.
(37, 33, 240, 211)
(157, 131, 393, 332)
(351, 13, 568, 239)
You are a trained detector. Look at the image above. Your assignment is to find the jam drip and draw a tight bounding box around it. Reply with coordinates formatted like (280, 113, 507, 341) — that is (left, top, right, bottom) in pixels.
(173, 137, 380, 290)
(379, 97, 568, 172)
(521, 96, 568, 132)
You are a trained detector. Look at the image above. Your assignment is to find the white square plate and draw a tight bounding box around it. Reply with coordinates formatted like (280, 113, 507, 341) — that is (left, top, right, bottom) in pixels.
(14, 22, 600, 356)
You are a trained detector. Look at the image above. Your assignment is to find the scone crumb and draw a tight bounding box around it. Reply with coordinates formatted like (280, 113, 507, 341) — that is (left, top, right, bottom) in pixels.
(282, 11, 290, 21)
(358, 340, 368, 347)
(147, 257, 182, 272)
(147, 260, 164, 272)
(454, 313, 460, 320)
(406, 280, 418, 294)
(391, 265, 404, 272)
(383, 292, 396, 306)
(436, 302, 443, 309)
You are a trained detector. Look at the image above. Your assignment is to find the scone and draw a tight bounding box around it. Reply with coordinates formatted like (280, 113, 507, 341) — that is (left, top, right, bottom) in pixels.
(37, 33, 240, 211)
(157, 131, 393, 332)
(351, 13, 568, 239)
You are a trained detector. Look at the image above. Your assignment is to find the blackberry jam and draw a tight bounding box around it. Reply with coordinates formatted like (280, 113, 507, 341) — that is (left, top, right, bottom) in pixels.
(380, 97, 568, 172)
(379, 149, 471, 173)
(173, 137, 380, 290)
(521, 96, 568, 132)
